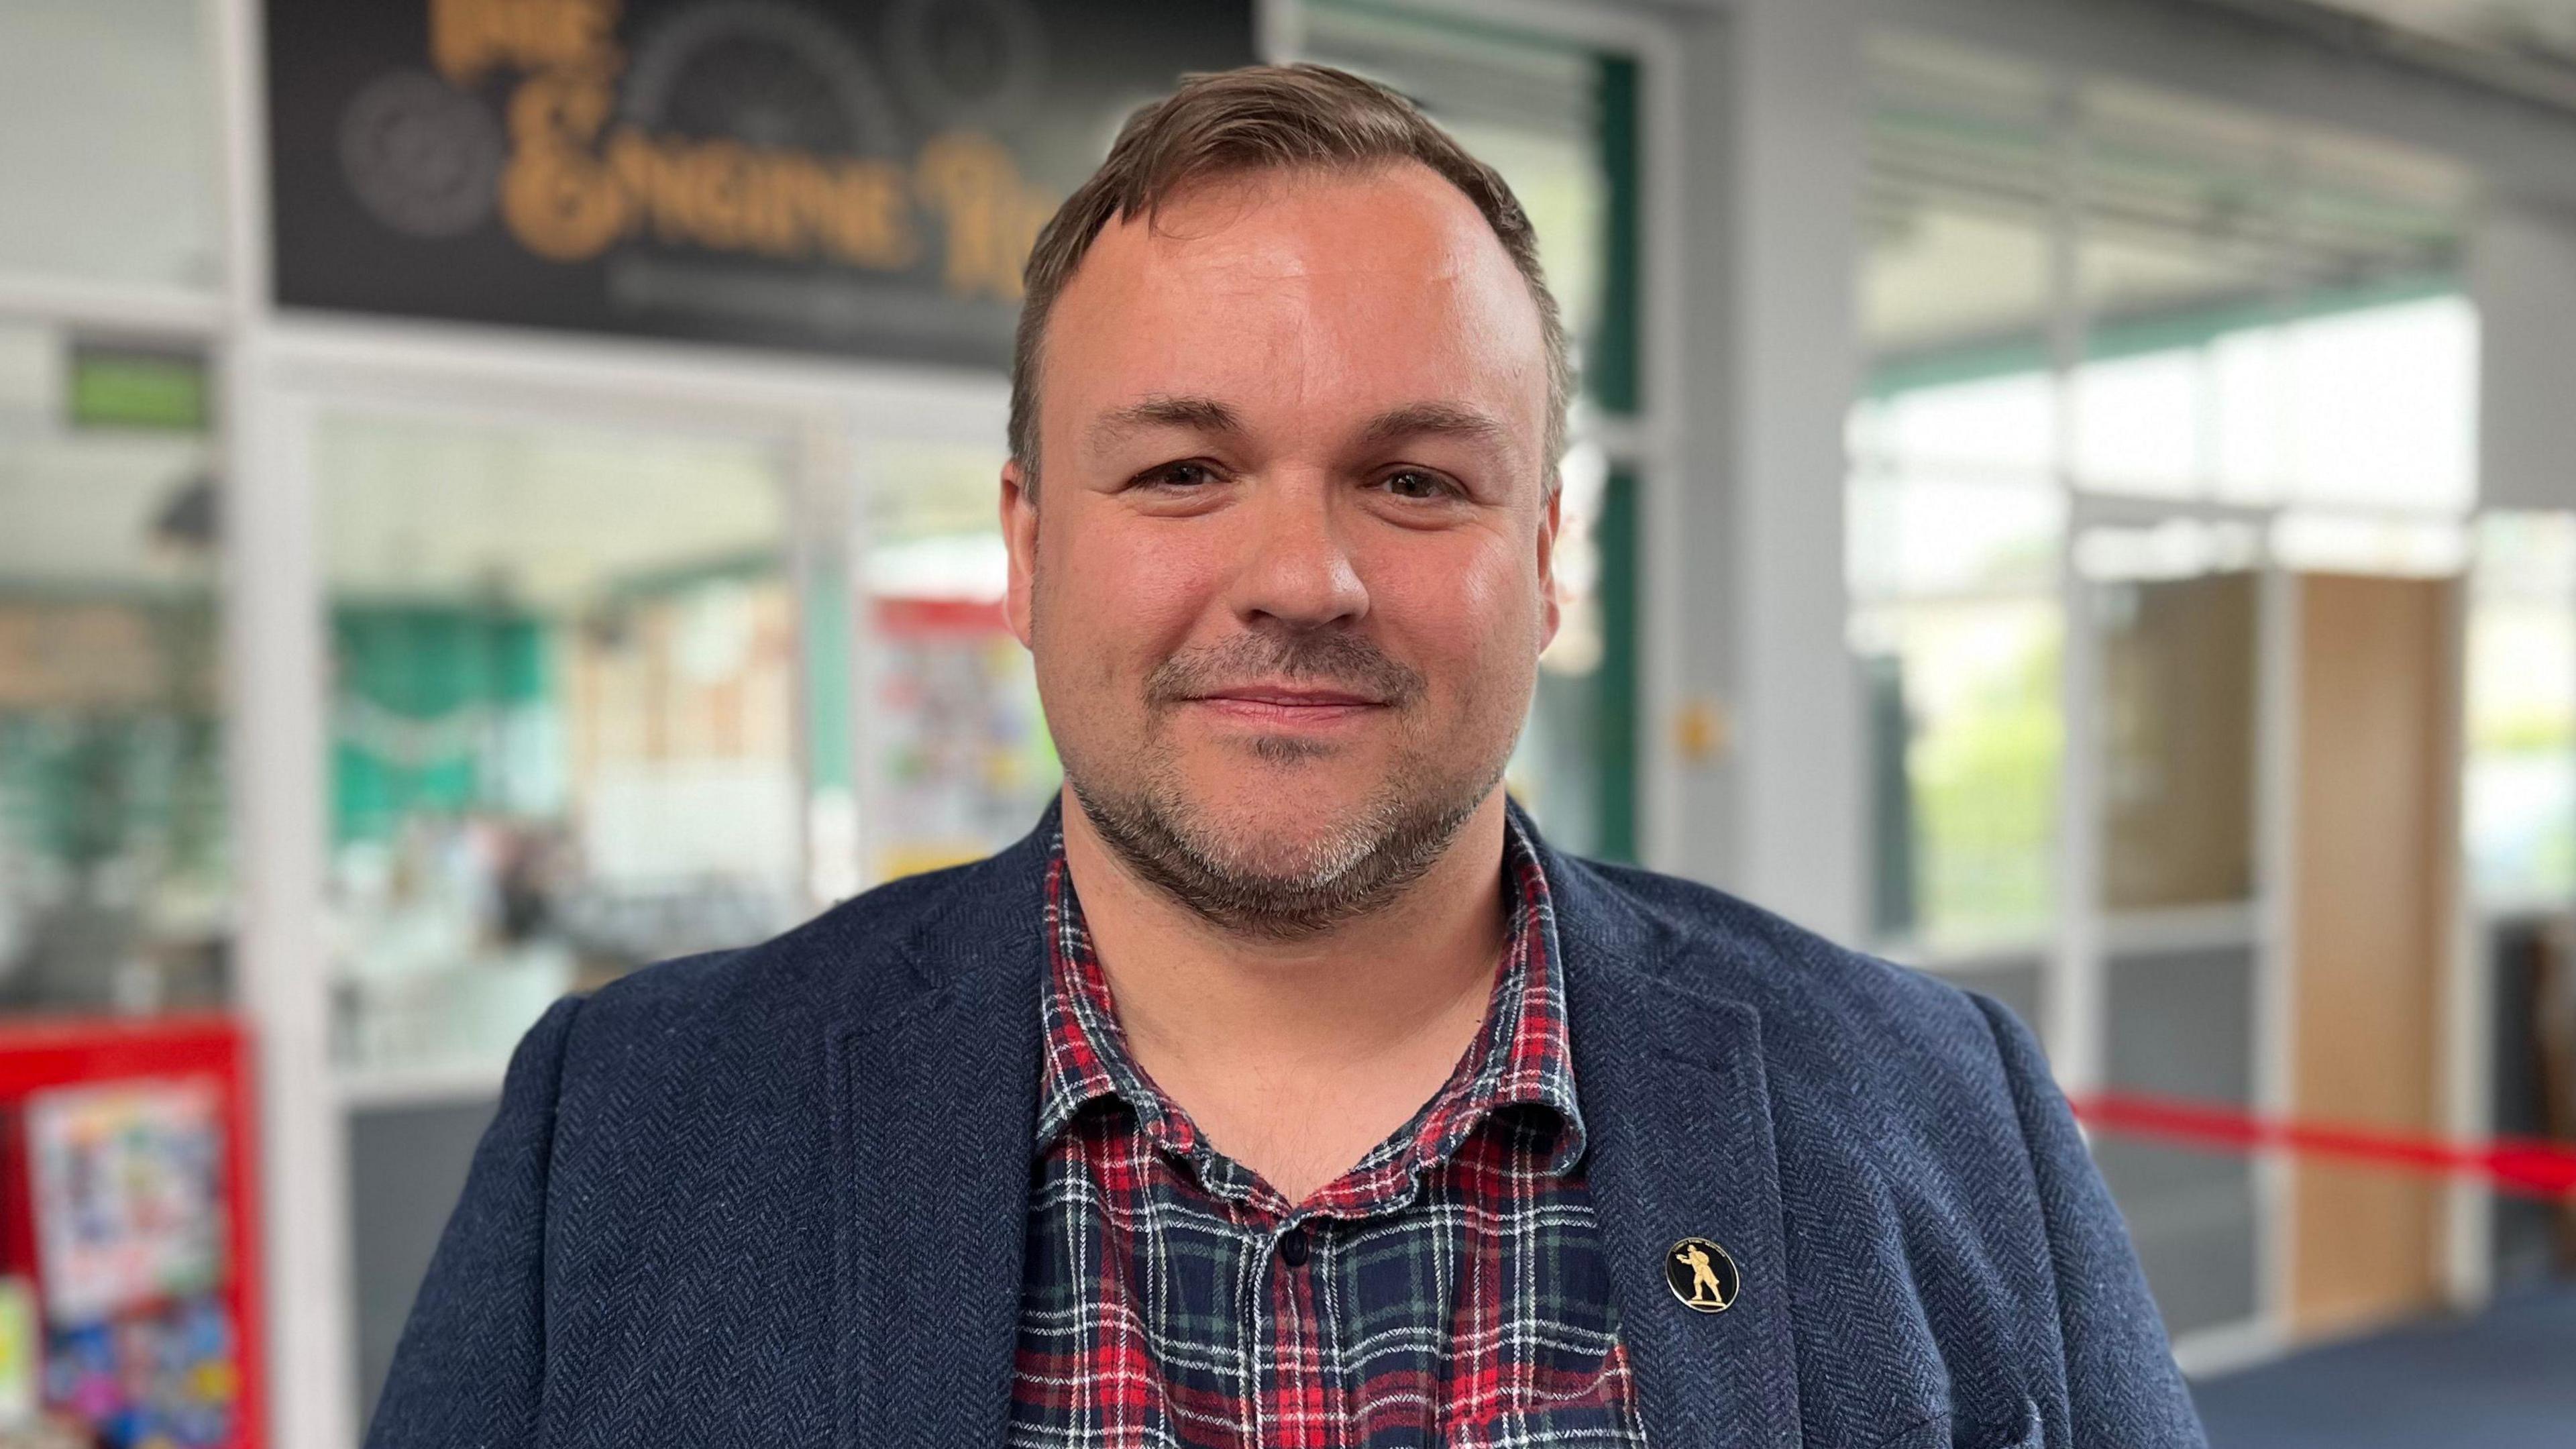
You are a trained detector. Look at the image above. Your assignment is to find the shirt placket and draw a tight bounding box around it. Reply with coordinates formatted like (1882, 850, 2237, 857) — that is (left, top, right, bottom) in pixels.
(1258, 1215, 1332, 1449)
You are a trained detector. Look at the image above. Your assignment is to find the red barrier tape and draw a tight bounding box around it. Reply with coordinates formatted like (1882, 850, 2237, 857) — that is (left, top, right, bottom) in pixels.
(2071, 1092, 2576, 1201)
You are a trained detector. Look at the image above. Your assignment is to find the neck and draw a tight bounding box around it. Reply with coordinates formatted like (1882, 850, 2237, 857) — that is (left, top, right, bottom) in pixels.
(1058, 786, 1512, 1202)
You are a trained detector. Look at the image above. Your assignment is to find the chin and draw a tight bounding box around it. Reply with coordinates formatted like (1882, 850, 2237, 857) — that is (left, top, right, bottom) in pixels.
(1067, 733, 1503, 934)
(1185, 782, 1387, 871)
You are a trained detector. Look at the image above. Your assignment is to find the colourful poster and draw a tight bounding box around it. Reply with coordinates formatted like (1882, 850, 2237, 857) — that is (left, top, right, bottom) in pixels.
(44, 1293, 237, 1449)
(24, 1079, 227, 1328)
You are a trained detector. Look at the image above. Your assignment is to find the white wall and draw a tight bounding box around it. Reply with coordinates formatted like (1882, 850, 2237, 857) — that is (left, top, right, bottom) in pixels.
(0, 0, 224, 290)
(1664, 0, 1870, 942)
(2475, 202, 2576, 513)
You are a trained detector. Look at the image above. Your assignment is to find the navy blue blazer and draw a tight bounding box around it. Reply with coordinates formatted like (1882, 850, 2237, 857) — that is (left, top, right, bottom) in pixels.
(367, 804, 2205, 1448)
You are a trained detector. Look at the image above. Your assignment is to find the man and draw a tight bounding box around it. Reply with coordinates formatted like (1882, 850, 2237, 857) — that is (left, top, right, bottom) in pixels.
(370, 65, 2206, 1448)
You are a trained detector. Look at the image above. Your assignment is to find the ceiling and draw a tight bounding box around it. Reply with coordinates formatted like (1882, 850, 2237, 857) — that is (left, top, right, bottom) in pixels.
(1862, 30, 2477, 358)
(2234, 0, 2576, 107)
(2305, 0, 2576, 63)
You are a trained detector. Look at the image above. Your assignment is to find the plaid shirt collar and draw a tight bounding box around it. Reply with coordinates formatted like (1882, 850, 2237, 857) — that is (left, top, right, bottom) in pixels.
(1033, 811, 1589, 1215)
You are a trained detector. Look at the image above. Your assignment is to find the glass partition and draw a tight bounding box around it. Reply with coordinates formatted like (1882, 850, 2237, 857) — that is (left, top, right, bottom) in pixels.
(0, 321, 227, 1015)
(316, 409, 814, 1075)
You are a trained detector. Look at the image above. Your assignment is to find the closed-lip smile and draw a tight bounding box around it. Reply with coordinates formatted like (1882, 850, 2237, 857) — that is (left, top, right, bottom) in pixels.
(1194, 683, 1384, 707)
(1185, 682, 1389, 726)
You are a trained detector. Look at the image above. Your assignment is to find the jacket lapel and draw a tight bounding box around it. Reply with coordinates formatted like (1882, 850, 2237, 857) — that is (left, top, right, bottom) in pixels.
(1549, 845, 1803, 1449)
(828, 826, 1051, 1448)
(820, 807, 1803, 1448)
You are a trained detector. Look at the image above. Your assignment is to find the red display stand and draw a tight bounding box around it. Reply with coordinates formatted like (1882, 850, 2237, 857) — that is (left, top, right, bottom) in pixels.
(0, 1014, 264, 1449)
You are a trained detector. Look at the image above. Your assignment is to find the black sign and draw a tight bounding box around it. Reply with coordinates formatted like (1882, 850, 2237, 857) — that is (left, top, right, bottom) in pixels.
(267, 0, 1255, 368)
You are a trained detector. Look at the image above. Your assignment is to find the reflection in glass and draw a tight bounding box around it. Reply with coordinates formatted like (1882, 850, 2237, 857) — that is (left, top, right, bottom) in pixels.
(319, 413, 809, 1073)
(0, 324, 227, 1016)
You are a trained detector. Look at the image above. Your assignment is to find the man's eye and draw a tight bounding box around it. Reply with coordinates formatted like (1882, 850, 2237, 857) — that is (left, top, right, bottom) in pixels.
(1381, 469, 1454, 500)
(1141, 462, 1219, 489)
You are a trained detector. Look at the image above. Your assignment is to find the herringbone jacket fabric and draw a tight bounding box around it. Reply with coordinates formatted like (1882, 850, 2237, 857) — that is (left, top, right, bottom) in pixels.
(366, 801, 2207, 1449)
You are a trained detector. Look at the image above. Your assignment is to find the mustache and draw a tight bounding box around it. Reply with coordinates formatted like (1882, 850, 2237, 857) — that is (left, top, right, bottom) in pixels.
(1146, 631, 1427, 708)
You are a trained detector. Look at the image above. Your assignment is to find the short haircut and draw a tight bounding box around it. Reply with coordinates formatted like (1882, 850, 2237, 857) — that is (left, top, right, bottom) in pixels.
(1009, 62, 1572, 487)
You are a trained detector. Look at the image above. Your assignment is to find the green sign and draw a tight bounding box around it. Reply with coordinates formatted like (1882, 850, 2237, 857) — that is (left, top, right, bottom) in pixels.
(68, 347, 211, 433)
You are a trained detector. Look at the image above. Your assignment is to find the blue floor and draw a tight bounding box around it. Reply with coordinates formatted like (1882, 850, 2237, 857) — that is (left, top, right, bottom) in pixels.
(2192, 1287, 2576, 1449)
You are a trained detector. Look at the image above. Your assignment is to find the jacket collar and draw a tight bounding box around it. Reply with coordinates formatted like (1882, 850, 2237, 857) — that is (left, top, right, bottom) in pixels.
(827, 803, 1055, 1448)
(828, 798, 1796, 1449)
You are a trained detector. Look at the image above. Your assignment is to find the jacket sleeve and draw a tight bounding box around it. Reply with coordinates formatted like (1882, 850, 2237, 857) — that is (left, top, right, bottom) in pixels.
(364, 993, 584, 1449)
(1974, 995, 2208, 1448)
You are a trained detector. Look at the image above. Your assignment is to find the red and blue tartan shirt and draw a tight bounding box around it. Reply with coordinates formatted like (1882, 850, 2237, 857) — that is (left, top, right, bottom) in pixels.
(1011, 815, 1649, 1448)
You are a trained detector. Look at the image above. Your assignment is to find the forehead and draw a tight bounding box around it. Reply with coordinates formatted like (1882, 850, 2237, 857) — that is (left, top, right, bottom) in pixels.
(1039, 162, 1549, 451)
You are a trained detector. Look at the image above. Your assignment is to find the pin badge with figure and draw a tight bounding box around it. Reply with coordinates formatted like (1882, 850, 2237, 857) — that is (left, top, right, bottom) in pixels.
(1664, 1237, 1739, 1313)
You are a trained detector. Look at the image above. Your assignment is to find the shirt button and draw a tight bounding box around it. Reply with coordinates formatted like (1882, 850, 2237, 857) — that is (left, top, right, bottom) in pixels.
(1277, 1227, 1309, 1267)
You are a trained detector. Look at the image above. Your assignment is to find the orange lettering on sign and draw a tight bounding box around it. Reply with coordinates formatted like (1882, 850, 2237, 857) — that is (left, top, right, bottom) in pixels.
(915, 130, 1049, 300)
(433, 0, 622, 87)
(468, 22, 1044, 288)
(596, 131, 920, 266)
(500, 71, 629, 260)
(820, 160, 918, 269)
(430, 0, 1058, 292)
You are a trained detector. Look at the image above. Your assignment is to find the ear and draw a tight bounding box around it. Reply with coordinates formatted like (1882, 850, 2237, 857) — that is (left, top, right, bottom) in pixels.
(1002, 458, 1040, 651)
(1537, 472, 1563, 651)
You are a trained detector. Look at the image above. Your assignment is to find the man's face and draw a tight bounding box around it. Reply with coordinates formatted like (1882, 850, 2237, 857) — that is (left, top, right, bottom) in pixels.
(1004, 161, 1559, 934)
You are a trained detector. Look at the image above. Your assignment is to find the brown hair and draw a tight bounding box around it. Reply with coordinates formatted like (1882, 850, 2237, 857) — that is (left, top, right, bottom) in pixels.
(1009, 62, 1572, 486)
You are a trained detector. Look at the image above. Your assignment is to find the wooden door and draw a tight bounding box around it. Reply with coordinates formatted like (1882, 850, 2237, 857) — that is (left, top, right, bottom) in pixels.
(2290, 572, 2457, 1336)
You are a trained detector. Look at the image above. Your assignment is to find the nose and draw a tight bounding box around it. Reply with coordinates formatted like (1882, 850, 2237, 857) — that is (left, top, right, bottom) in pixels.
(1226, 473, 1369, 630)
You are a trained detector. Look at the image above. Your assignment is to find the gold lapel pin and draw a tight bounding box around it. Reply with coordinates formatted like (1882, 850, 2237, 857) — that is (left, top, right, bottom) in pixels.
(1664, 1236, 1739, 1313)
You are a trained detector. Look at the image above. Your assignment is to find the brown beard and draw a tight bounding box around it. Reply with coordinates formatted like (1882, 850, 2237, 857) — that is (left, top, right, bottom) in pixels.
(1063, 627, 1505, 940)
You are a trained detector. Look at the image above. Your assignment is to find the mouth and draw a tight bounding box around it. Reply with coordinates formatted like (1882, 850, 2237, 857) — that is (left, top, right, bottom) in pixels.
(1182, 682, 1390, 729)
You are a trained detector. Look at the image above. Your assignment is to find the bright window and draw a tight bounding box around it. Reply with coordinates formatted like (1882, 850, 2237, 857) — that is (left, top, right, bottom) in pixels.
(2465, 513, 2576, 906)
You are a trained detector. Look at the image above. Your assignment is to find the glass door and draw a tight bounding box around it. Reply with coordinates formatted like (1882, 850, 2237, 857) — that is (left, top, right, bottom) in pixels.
(258, 364, 861, 1434)
(314, 404, 836, 1079)
(2062, 496, 2279, 1346)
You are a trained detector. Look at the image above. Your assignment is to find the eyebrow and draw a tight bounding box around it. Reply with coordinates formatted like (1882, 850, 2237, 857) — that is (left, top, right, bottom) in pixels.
(1358, 401, 1511, 449)
(1087, 395, 1246, 454)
